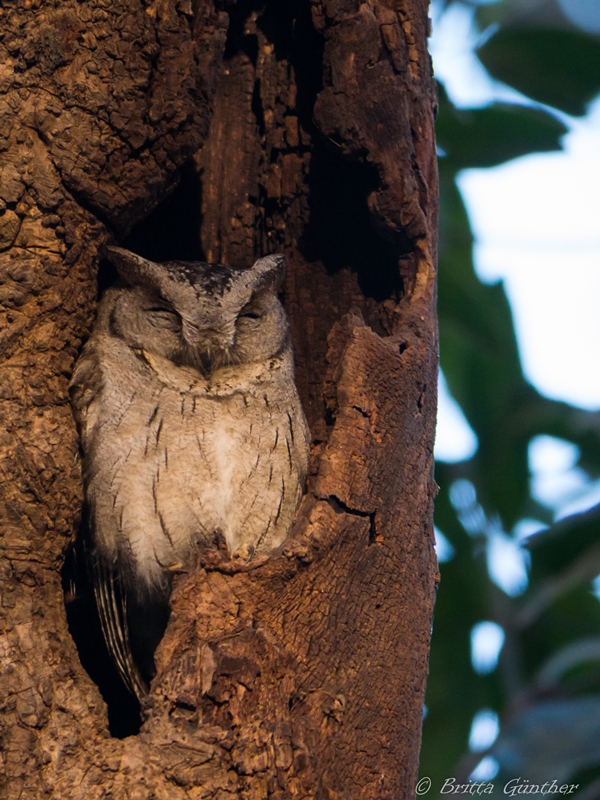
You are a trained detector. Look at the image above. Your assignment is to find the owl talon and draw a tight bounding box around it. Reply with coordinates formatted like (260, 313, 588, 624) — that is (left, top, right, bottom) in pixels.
(213, 528, 229, 553)
(232, 543, 255, 561)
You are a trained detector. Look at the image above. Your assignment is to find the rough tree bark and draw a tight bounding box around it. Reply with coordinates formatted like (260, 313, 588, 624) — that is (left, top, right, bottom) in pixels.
(0, 0, 438, 798)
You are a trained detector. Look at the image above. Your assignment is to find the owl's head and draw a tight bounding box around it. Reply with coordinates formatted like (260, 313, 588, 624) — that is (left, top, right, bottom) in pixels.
(103, 247, 290, 378)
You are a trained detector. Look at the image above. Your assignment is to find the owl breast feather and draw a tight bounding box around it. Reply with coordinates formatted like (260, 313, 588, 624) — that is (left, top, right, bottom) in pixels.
(86, 343, 309, 590)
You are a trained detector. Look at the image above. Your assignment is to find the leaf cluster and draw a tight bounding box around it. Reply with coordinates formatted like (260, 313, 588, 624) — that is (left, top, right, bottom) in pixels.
(422, 3, 600, 792)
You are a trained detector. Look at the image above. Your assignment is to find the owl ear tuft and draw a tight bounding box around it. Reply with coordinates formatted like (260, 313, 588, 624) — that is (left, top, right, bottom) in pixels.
(102, 246, 165, 290)
(249, 254, 287, 293)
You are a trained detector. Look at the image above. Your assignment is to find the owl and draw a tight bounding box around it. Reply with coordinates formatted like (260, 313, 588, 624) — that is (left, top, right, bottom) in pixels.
(69, 247, 310, 699)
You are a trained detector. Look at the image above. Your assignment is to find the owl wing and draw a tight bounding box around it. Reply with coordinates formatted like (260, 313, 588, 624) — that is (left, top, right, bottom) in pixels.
(71, 342, 137, 692)
(69, 338, 106, 451)
(90, 552, 148, 701)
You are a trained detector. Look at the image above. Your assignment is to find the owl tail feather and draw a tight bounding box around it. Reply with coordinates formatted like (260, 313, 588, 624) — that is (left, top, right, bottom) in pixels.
(92, 559, 149, 702)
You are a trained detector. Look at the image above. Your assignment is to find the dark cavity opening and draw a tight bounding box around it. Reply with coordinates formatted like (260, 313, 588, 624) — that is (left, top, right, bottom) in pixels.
(223, 0, 261, 62)
(122, 160, 205, 263)
(254, 0, 405, 304)
(62, 535, 142, 738)
(301, 144, 407, 302)
(225, 0, 324, 134)
(263, 0, 324, 124)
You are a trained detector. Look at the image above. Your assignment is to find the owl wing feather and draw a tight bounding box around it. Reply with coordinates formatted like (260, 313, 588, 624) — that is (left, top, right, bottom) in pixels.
(69, 339, 106, 450)
(91, 554, 148, 700)
(71, 338, 149, 700)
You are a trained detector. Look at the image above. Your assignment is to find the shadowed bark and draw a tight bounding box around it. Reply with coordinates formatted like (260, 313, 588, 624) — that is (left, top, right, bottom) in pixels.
(0, 0, 438, 797)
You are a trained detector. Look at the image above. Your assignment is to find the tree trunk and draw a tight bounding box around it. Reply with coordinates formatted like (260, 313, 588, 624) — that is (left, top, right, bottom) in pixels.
(0, 1, 438, 798)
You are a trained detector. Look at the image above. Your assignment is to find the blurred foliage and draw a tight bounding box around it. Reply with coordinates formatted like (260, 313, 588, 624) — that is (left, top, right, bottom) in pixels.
(422, 0, 600, 794)
(479, 29, 600, 117)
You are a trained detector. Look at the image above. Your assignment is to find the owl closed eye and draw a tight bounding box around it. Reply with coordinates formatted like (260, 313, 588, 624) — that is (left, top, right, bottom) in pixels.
(145, 305, 181, 330)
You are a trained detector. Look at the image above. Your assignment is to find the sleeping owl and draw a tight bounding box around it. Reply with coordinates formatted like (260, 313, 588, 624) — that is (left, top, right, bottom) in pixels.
(69, 247, 310, 700)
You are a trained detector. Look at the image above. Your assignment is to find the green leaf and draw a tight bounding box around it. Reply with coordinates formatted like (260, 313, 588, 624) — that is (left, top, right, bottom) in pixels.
(524, 400, 600, 480)
(519, 546, 600, 630)
(526, 504, 600, 581)
(535, 637, 600, 692)
(436, 86, 567, 170)
(478, 29, 600, 117)
(492, 697, 600, 782)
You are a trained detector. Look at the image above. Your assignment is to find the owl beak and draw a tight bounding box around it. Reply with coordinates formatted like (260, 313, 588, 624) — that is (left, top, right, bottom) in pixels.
(199, 352, 214, 380)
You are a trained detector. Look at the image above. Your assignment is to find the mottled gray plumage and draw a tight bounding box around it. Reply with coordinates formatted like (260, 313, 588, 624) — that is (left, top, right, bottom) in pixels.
(70, 247, 310, 698)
